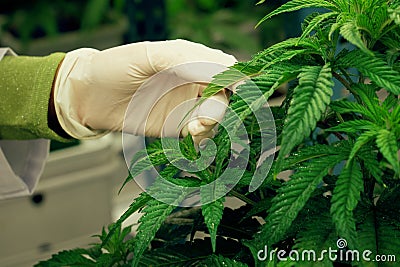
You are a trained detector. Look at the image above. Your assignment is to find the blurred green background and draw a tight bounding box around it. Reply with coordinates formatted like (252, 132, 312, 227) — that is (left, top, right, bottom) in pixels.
(0, 0, 299, 60)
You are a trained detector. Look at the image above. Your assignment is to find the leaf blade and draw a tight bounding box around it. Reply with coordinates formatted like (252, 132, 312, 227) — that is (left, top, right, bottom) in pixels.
(276, 63, 334, 172)
(257, 0, 337, 27)
(246, 153, 345, 259)
(131, 178, 189, 267)
(340, 20, 372, 55)
(376, 129, 400, 175)
(330, 159, 363, 249)
(338, 50, 400, 95)
(201, 197, 225, 253)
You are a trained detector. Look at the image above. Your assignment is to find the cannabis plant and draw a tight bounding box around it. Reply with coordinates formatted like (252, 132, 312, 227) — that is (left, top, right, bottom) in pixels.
(38, 0, 400, 266)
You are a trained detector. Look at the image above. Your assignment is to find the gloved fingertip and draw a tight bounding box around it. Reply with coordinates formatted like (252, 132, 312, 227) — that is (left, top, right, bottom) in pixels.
(188, 119, 215, 136)
(198, 117, 217, 126)
(181, 124, 189, 137)
(187, 120, 199, 136)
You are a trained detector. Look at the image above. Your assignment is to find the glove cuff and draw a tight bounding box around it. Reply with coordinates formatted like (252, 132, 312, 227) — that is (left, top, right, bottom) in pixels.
(54, 48, 109, 139)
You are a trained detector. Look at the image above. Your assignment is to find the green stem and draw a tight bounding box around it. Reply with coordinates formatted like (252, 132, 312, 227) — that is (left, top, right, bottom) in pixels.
(336, 112, 345, 123)
(332, 71, 353, 93)
(339, 67, 353, 84)
(318, 120, 345, 141)
(228, 190, 257, 206)
(362, 161, 375, 201)
(378, 22, 397, 41)
(332, 71, 362, 103)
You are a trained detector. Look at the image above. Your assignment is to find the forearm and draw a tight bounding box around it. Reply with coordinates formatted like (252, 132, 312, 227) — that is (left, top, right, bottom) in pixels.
(0, 53, 72, 141)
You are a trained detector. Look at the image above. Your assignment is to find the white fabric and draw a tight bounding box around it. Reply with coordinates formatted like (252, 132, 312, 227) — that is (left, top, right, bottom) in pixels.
(0, 47, 16, 58)
(0, 48, 49, 200)
(54, 40, 236, 143)
(0, 140, 49, 199)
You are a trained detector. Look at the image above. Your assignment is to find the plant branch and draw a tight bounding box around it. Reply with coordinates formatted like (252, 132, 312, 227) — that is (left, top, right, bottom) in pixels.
(319, 120, 346, 141)
(332, 71, 363, 103)
(332, 71, 353, 93)
(228, 190, 257, 206)
(339, 67, 353, 84)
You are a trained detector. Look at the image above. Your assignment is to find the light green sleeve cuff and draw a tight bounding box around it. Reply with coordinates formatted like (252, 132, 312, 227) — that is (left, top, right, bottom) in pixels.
(0, 53, 70, 142)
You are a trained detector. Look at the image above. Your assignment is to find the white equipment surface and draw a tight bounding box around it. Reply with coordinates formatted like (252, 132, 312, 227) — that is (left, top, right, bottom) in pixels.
(0, 135, 121, 267)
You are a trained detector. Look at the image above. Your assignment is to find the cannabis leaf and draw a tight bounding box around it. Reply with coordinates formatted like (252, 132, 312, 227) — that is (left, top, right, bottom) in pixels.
(131, 190, 188, 267)
(376, 129, 400, 175)
(339, 20, 372, 55)
(299, 11, 337, 42)
(338, 50, 400, 95)
(246, 150, 346, 259)
(275, 63, 334, 172)
(201, 186, 225, 252)
(256, 0, 337, 27)
(330, 159, 363, 249)
(35, 249, 96, 267)
(102, 193, 151, 247)
(292, 208, 335, 267)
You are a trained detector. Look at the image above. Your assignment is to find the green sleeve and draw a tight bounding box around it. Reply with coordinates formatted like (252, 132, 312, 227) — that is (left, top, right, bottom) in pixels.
(0, 53, 71, 142)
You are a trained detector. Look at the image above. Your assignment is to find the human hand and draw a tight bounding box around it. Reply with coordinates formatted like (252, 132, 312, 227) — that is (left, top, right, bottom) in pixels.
(54, 39, 236, 143)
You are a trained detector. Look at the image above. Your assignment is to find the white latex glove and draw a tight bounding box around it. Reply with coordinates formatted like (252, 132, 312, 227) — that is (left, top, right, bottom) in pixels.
(54, 39, 236, 143)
